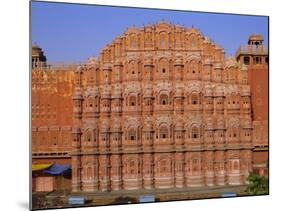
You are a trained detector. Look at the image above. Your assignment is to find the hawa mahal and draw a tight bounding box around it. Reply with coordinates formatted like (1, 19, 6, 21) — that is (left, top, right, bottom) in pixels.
(32, 21, 268, 192)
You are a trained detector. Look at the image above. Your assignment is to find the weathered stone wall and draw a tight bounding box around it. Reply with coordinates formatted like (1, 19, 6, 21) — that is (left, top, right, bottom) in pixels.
(32, 67, 75, 163)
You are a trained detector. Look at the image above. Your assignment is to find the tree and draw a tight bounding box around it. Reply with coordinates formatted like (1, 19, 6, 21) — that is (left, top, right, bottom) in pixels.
(246, 172, 269, 195)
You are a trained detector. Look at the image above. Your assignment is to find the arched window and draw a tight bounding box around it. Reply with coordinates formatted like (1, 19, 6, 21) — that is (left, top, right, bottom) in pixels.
(244, 130, 251, 137)
(191, 158, 200, 175)
(144, 132, 151, 140)
(158, 58, 169, 76)
(229, 159, 239, 172)
(189, 60, 200, 78)
(192, 126, 199, 139)
(128, 60, 138, 79)
(160, 160, 167, 172)
(175, 131, 183, 139)
(191, 94, 198, 105)
(128, 160, 136, 174)
(159, 125, 168, 139)
(144, 99, 152, 106)
(102, 133, 109, 142)
(233, 160, 239, 170)
(102, 100, 108, 108)
(87, 131, 92, 142)
(159, 94, 169, 105)
(129, 95, 136, 106)
(232, 127, 238, 138)
(87, 167, 92, 178)
(128, 128, 136, 141)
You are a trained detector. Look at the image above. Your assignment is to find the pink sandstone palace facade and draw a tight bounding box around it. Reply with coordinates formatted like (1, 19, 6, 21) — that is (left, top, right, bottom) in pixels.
(32, 22, 268, 192)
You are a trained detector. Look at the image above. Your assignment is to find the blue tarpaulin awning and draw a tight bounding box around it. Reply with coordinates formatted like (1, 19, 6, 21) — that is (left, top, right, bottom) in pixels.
(43, 164, 71, 176)
(138, 195, 155, 203)
(221, 192, 237, 197)
(68, 196, 86, 205)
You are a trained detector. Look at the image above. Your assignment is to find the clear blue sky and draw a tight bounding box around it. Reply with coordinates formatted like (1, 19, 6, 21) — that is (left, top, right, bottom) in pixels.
(31, 1, 268, 63)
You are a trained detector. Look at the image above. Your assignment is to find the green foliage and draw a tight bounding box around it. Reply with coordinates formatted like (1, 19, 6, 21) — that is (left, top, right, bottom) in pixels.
(246, 172, 269, 195)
